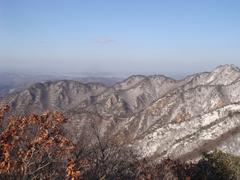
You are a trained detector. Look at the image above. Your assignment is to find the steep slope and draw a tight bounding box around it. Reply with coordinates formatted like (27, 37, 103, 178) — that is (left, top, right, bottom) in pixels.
(181, 64, 240, 90)
(0, 80, 107, 115)
(87, 75, 177, 117)
(132, 103, 240, 161)
(116, 65, 240, 138)
(116, 65, 240, 160)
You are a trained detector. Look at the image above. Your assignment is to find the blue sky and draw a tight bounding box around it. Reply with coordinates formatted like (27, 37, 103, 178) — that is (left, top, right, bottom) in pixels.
(1, 0, 240, 77)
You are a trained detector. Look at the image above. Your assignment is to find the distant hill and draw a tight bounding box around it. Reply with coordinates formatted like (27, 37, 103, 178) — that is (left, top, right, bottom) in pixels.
(0, 72, 122, 97)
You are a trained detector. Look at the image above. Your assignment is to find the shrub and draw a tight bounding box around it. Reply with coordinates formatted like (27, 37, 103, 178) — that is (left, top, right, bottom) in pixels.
(0, 106, 76, 179)
(191, 150, 240, 180)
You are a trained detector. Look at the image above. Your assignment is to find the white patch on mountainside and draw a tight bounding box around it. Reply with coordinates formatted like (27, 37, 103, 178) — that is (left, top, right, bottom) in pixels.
(132, 104, 240, 160)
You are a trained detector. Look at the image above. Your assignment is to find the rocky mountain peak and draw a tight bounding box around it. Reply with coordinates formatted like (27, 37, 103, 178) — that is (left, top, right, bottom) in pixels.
(206, 64, 240, 85)
(214, 64, 240, 72)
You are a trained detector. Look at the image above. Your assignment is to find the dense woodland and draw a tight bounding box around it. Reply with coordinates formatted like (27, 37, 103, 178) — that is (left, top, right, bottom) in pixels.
(0, 105, 240, 180)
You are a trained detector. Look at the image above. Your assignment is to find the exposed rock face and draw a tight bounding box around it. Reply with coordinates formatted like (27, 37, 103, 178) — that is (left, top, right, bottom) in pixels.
(90, 75, 177, 117)
(132, 104, 240, 161)
(1, 64, 240, 161)
(1, 80, 107, 114)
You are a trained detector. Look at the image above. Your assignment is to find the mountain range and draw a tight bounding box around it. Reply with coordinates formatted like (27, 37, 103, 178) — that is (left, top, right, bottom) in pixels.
(1, 64, 240, 162)
(0, 72, 122, 97)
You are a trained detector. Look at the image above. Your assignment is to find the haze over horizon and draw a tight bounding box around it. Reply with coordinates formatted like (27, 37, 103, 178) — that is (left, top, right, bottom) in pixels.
(1, 0, 240, 77)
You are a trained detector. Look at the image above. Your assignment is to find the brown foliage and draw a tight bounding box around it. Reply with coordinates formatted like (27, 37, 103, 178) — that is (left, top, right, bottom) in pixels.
(0, 106, 75, 179)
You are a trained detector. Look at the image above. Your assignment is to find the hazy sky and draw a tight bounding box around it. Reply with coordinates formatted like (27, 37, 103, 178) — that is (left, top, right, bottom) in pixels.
(1, 0, 240, 77)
